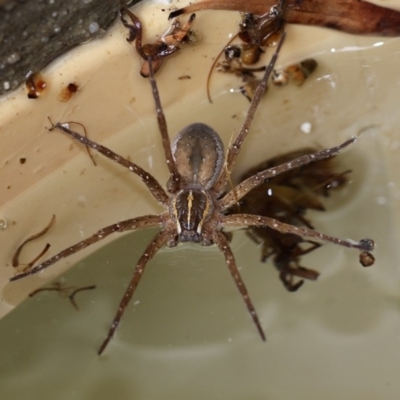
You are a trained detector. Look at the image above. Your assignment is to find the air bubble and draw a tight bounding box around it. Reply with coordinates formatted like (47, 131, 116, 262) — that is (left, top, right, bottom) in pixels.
(300, 121, 312, 134)
(88, 22, 99, 34)
(0, 219, 8, 230)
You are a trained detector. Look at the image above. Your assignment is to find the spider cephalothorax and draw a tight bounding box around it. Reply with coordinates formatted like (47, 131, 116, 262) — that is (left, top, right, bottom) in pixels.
(11, 16, 374, 355)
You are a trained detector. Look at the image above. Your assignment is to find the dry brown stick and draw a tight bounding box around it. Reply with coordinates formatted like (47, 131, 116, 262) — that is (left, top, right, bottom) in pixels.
(169, 0, 400, 36)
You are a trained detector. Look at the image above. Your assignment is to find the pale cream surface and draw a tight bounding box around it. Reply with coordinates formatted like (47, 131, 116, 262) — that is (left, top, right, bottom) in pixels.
(1, 0, 400, 398)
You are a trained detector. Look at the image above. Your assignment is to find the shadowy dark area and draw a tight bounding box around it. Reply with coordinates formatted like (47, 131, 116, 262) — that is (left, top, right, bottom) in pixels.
(0, 0, 140, 96)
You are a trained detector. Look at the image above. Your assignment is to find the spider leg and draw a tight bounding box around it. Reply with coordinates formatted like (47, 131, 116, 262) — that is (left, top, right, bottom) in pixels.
(147, 58, 181, 192)
(10, 215, 163, 281)
(98, 229, 170, 355)
(219, 137, 356, 211)
(214, 32, 286, 195)
(212, 230, 266, 341)
(222, 214, 375, 252)
(49, 121, 169, 207)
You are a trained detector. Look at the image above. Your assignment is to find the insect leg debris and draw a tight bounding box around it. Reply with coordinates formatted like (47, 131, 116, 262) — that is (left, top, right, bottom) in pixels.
(29, 282, 96, 311)
(12, 215, 56, 272)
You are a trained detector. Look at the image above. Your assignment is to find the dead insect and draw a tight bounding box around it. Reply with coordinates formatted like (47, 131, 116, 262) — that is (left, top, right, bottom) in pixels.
(232, 148, 351, 291)
(12, 215, 56, 272)
(238, 58, 318, 101)
(57, 83, 79, 102)
(120, 8, 196, 77)
(359, 251, 375, 267)
(272, 59, 318, 87)
(10, 30, 375, 355)
(239, 75, 264, 102)
(25, 71, 47, 99)
(29, 282, 96, 311)
(204, 0, 288, 101)
(238, 0, 287, 56)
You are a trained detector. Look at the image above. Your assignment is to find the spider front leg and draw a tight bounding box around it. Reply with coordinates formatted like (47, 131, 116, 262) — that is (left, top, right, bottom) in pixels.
(222, 214, 375, 255)
(214, 32, 286, 195)
(212, 230, 266, 341)
(49, 121, 169, 207)
(147, 58, 181, 192)
(98, 229, 171, 355)
(10, 215, 163, 281)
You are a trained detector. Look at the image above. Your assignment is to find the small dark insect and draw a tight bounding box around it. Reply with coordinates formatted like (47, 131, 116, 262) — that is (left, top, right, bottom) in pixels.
(29, 282, 96, 311)
(10, 26, 374, 355)
(232, 148, 350, 291)
(120, 8, 196, 77)
(57, 83, 79, 102)
(12, 214, 56, 272)
(19, 158, 27, 165)
(25, 71, 47, 99)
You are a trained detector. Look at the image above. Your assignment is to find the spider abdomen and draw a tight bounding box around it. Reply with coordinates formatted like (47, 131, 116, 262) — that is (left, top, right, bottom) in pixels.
(170, 189, 213, 243)
(171, 123, 224, 189)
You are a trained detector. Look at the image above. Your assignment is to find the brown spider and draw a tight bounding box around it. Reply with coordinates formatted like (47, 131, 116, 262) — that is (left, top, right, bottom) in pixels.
(10, 31, 374, 355)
